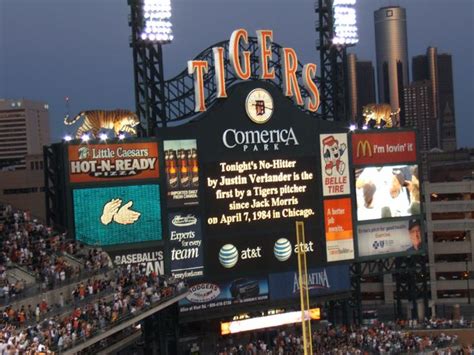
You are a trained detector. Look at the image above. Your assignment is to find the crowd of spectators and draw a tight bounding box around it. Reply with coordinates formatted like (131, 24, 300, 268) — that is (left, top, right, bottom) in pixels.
(0, 205, 111, 303)
(217, 322, 467, 354)
(398, 317, 474, 330)
(0, 264, 186, 353)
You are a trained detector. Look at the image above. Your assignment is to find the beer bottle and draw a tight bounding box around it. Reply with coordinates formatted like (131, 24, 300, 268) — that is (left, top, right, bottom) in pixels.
(179, 149, 190, 188)
(168, 150, 179, 189)
(164, 149, 170, 178)
(190, 149, 199, 187)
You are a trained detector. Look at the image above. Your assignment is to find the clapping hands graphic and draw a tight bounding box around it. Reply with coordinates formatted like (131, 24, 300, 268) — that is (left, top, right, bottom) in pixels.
(100, 199, 141, 225)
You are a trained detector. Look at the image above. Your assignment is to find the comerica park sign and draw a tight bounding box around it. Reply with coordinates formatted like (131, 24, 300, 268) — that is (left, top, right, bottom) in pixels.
(188, 29, 321, 113)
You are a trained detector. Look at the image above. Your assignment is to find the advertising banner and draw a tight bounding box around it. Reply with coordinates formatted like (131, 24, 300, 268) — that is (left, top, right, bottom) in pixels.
(164, 140, 199, 208)
(357, 219, 423, 258)
(320, 133, 351, 196)
(205, 227, 320, 278)
(73, 184, 162, 246)
(355, 164, 420, 221)
(268, 265, 350, 300)
(324, 198, 354, 262)
(352, 131, 417, 166)
(68, 142, 159, 183)
(168, 212, 204, 279)
(179, 276, 269, 313)
(106, 245, 164, 275)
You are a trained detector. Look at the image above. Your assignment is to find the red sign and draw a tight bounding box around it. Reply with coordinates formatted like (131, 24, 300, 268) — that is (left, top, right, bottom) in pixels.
(68, 142, 159, 183)
(352, 131, 417, 166)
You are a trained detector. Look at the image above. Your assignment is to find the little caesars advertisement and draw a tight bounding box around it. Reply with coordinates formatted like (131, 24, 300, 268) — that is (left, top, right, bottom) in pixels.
(68, 141, 159, 183)
(168, 212, 204, 279)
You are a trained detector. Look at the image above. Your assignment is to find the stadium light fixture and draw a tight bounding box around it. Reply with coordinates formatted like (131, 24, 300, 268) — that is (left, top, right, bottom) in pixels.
(139, 0, 174, 44)
(332, 0, 359, 46)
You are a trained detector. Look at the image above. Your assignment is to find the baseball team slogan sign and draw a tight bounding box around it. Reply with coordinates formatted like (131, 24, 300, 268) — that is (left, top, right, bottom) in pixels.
(319, 134, 351, 196)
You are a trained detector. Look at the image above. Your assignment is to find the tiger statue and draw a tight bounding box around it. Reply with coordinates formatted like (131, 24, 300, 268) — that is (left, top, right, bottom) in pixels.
(362, 103, 400, 128)
(64, 109, 140, 139)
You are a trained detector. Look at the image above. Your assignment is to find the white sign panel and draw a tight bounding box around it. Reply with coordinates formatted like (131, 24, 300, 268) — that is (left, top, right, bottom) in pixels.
(320, 133, 351, 196)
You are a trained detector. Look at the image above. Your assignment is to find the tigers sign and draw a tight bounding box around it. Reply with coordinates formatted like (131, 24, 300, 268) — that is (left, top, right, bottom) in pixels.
(68, 141, 159, 183)
(188, 29, 320, 113)
(352, 131, 417, 166)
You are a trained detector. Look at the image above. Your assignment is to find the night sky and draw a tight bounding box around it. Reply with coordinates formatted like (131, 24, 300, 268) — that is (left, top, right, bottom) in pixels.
(1, 0, 472, 147)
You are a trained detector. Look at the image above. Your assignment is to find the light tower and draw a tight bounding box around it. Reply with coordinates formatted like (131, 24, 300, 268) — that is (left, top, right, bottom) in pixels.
(129, 0, 173, 135)
(316, 0, 359, 122)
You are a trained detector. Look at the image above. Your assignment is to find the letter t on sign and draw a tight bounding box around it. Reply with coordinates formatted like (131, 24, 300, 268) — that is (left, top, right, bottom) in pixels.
(188, 60, 209, 112)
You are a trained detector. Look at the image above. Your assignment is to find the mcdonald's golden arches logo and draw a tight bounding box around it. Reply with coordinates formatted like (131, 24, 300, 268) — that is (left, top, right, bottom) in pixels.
(356, 140, 372, 158)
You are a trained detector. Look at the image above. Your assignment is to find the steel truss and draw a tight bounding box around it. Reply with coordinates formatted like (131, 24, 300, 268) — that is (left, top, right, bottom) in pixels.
(129, 0, 323, 132)
(350, 255, 430, 323)
(43, 144, 67, 230)
(143, 304, 180, 354)
(315, 0, 349, 122)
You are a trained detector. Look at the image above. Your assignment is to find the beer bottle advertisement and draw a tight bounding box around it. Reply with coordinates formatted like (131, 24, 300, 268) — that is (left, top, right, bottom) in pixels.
(163, 140, 199, 208)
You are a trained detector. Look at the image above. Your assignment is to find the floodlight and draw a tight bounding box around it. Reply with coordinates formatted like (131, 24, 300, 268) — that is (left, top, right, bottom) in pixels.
(118, 133, 126, 140)
(362, 125, 368, 130)
(64, 135, 72, 142)
(139, 0, 173, 44)
(349, 124, 356, 131)
(81, 134, 90, 142)
(99, 133, 108, 141)
(332, 0, 359, 46)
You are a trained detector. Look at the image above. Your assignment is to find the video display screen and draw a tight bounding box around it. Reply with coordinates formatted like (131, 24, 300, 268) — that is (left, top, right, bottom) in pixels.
(355, 164, 420, 222)
(73, 184, 162, 246)
(357, 218, 423, 258)
(203, 157, 318, 235)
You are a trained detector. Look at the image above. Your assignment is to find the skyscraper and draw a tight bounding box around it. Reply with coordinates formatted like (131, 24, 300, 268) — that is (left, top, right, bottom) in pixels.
(403, 81, 437, 151)
(374, 6, 409, 124)
(412, 48, 457, 150)
(0, 99, 50, 170)
(346, 53, 376, 124)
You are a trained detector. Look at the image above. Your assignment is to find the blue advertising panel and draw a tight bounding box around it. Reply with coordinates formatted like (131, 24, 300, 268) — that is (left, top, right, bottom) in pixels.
(268, 265, 350, 300)
(168, 211, 204, 279)
(179, 276, 269, 313)
(73, 184, 162, 246)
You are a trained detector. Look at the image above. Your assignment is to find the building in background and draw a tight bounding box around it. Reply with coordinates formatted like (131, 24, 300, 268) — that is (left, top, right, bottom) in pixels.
(360, 149, 474, 319)
(0, 99, 50, 220)
(412, 48, 457, 151)
(0, 154, 46, 220)
(403, 81, 438, 151)
(424, 150, 474, 314)
(347, 53, 376, 124)
(374, 6, 409, 125)
(0, 99, 50, 170)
